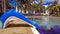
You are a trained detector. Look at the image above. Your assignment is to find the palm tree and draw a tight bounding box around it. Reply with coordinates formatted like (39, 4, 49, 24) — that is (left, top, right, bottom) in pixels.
(16, 0, 32, 13)
(55, 5, 60, 16)
(47, 0, 59, 16)
(36, 0, 45, 13)
(13, 0, 45, 15)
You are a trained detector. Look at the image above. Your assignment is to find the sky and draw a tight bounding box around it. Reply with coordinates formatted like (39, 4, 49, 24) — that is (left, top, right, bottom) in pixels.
(43, 0, 60, 3)
(36, 0, 60, 4)
(43, 0, 59, 1)
(58, 0, 60, 3)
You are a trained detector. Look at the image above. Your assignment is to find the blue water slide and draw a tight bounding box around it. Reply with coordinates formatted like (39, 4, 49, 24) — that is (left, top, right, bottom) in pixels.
(1, 9, 40, 29)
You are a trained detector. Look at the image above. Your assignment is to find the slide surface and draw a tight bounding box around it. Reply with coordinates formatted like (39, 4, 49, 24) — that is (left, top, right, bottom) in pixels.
(1, 9, 40, 29)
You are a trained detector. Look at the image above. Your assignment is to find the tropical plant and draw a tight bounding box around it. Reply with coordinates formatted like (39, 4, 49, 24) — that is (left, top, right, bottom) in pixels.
(47, 0, 60, 16)
(13, 0, 45, 15)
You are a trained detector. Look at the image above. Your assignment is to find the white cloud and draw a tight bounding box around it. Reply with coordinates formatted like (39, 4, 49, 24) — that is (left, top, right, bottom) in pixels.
(42, 0, 55, 2)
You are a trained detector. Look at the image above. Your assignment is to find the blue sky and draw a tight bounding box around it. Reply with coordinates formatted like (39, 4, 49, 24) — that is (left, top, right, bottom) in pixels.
(43, 0, 60, 3)
(36, 0, 60, 3)
(36, 0, 60, 2)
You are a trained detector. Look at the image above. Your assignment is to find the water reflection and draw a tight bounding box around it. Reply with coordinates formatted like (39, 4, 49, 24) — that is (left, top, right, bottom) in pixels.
(41, 16, 49, 26)
(34, 16, 60, 27)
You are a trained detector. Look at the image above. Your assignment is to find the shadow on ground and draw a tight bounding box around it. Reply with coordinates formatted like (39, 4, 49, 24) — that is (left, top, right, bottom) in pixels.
(6, 24, 32, 28)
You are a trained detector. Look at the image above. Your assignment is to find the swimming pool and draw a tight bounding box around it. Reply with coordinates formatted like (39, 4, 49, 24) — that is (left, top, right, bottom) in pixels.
(33, 16, 60, 27)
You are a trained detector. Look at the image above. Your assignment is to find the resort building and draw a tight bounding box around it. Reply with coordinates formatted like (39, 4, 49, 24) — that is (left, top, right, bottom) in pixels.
(0, 0, 7, 13)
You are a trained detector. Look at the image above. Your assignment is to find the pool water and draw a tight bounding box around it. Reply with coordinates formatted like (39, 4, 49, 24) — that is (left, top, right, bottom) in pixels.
(33, 16, 60, 27)
(33, 16, 60, 34)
